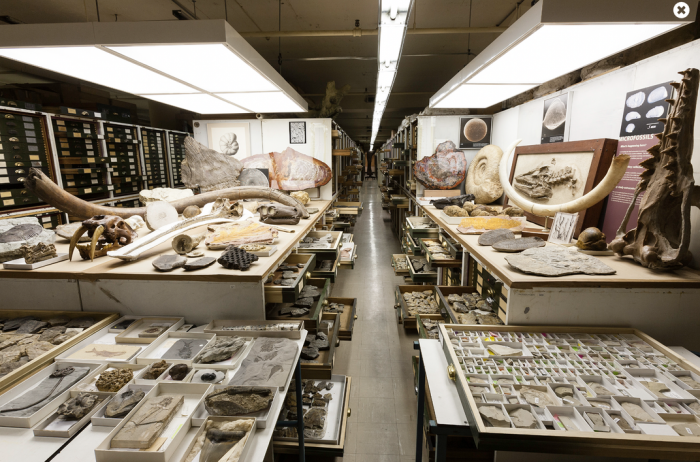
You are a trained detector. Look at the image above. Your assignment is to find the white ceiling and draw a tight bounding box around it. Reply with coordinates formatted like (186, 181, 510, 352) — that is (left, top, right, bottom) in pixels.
(0, 0, 532, 148)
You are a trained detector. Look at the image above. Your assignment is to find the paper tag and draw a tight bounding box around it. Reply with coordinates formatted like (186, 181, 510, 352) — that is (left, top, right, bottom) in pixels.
(687, 427, 693, 435)
(535, 397, 539, 404)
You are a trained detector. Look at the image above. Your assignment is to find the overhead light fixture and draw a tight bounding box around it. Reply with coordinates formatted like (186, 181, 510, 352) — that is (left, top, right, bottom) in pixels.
(0, 20, 307, 114)
(370, 0, 414, 146)
(430, 0, 694, 109)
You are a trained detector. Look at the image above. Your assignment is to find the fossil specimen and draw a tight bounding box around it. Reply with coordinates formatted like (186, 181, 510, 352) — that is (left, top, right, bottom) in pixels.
(69, 344, 141, 360)
(172, 231, 206, 254)
(626, 91, 645, 109)
(185, 419, 254, 462)
(493, 236, 545, 253)
(57, 392, 99, 419)
(259, 204, 302, 225)
(430, 194, 474, 210)
(184, 257, 216, 271)
(0, 366, 89, 416)
(239, 168, 268, 187)
(139, 188, 194, 205)
(543, 98, 567, 131)
(111, 394, 184, 449)
(505, 246, 616, 276)
(145, 201, 178, 231)
(19, 242, 57, 264)
(183, 136, 242, 192)
(576, 227, 607, 251)
(414, 141, 467, 190)
(195, 336, 245, 364)
(152, 254, 187, 272)
(162, 339, 209, 360)
(626, 111, 641, 121)
(169, 364, 190, 380)
(142, 360, 169, 380)
(69, 215, 137, 262)
(464, 118, 488, 142)
(648, 86, 668, 104)
(513, 158, 579, 200)
(291, 191, 310, 205)
(0, 223, 43, 243)
(457, 216, 525, 233)
(55, 222, 89, 242)
(609, 69, 700, 270)
(466, 145, 504, 204)
(479, 405, 510, 428)
(105, 390, 145, 418)
(241, 148, 332, 190)
(96, 369, 133, 392)
(509, 408, 537, 429)
(205, 386, 274, 415)
(646, 105, 666, 119)
(229, 337, 298, 388)
(207, 220, 278, 249)
(218, 246, 259, 270)
(182, 205, 201, 218)
(220, 132, 239, 155)
(0, 217, 56, 263)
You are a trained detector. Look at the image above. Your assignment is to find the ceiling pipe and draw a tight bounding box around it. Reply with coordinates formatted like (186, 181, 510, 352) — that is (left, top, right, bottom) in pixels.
(240, 26, 504, 38)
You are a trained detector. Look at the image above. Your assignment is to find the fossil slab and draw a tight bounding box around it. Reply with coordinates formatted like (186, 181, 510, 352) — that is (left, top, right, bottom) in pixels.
(57, 392, 99, 419)
(161, 339, 209, 361)
(493, 236, 545, 253)
(39, 326, 67, 343)
(519, 386, 555, 408)
(152, 254, 187, 272)
(56, 222, 90, 242)
(182, 137, 242, 192)
(0, 366, 89, 416)
(139, 187, 194, 205)
(643, 381, 671, 398)
(621, 402, 655, 422)
(96, 369, 133, 392)
(509, 408, 538, 429)
(195, 336, 245, 364)
(586, 382, 612, 396)
(183, 256, 216, 271)
(478, 229, 515, 246)
(301, 346, 319, 360)
(111, 394, 184, 449)
(505, 247, 616, 276)
(514, 158, 579, 200)
(206, 220, 278, 249)
(142, 360, 169, 380)
(479, 405, 510, 428)
(0, 217, 56, 263)
(205, 386, 274, 415)
(20, 242, 57, 264)
(17, 320, 48, 334)
(105, 389, 145, 418)
(673, 423, 700, 437)
(241, 148, 332, 190)
(304, 407, 327, 438)
(229, 337, 298, 388)
(678, 376, 700, 389)
(414, 140, 467, 190)
(239, 168, 269, 187)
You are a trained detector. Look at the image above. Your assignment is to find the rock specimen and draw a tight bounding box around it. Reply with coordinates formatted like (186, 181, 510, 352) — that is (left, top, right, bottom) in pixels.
(17, 320, 48, 334)
(205, 386, 274, 415)
(466, 145, 504, 204)
(19, 242, 57, 264)
(586, 382, 611, 396)
(241, 148, 332, 190)
(444, 205, 469, 217)
(195, 336, 246, 364)
(457, 216, 524, 233)
(65, 317, 95, 329)
(678, 375, 700, 389)
(304, 407, 327, 438)
(229, 337, 298, 388)
(96, 369, 134, 392)
(403, 290, 439, 316)
(105, 389, 146, 418)
(519, 386, 554, 408)
(505, 247, 616, 276)
(503, 206, 524, 217)
(183, 256, 216, 271)
(111, 394, 184, 449)
(487, 344, 522, 357)
(142, 360, 169, 380)
(259, 204, 302, 225)
(291, 191, 310, 205)
(192, 369, 226, 384)
(643, 381, 671, 398)
(206, 220, 278, 249)
(509, 408, 538, 429)
(409, 257, 432, 273)
(139, 187, 194, 205)
(0, 217, 56, 263)
(478, 229, 515, 246)
(152, 254, 187, 272)
(430, 195, 474, 210)
(182, 205, 201, 218)
(576, 227, 608, 251)
(586, 412, 610, 432)
(218, 245, 259, 270)
(57, 392, 99, 419)
(56, 222, 90, 242)
(621, 402, 655, 422)
(301, 346, 320, 360)
(39, 326, 67, 343)
(609, 69, 700, 270)
(184, 419, 254, 462)
(168, 364, 190, 381)
(493, 236, 546, 253)
(414, 140, 467, 190)
(182, 137, 243, 192)
(0, 366, 89, 416)
(479, 405, 510, 428)
(673, 423, 700, 437)
(3, 316, 38, 331)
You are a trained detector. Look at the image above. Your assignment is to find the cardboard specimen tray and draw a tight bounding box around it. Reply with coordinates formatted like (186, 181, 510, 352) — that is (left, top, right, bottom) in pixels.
(114, 317, 184, 344)
(191, 385, 279, 428)
(203, 320, 304, 339)
(176, 416, 256, 462)
(438, 324, 700, 459)
(135, 332, 216, 366)
(264, 253, 316, 304)
(33, 390, 112, 437)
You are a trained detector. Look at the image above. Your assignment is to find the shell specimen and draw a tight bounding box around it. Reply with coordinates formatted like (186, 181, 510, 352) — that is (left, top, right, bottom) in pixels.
(218, 246, 259, 271)
(646, 106, 665, 119)
(543, 98, 567, 130)
(626, 112, 641, 121)
(182, 136, 242, 192)
(626, 91, 645, 109)
(413, 140, 467, 190)
(576, 227, 607, 251)
(464, 118, 488, 142)
(513, 158, 579, 200)
(219, 133, 239, 155)
(241, 148, 331, 190)
(609, 68, 700, 271)
(648, 86, 668, 104)
(465, 145, 504, 204)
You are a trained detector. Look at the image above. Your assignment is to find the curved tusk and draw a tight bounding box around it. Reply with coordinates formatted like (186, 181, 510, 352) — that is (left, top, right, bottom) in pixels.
(499, 140, 631, 217)
(88, 225, 105, 262)
(68, 225, 88, 262)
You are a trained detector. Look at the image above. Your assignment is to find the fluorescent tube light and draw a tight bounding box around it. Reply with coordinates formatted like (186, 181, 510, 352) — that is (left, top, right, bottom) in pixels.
(378, 24, 406, 65)
(430, 0, 692, 109)
(217, 92, 305, 113)
(144, 94, 249, 114)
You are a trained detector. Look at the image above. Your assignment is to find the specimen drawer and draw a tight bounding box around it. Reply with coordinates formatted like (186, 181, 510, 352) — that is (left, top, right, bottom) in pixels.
(395, 285, 439, 329)
(435, 285, 478, 323)
(323, 297, 357, 341)
(264, 253, 316, 303)
(408, 255, 438, 284)
(420, 238, 462, 268)
(392, 253, 410, 275)
(301, 312, 340, 379)
(405, 216, 439, 239)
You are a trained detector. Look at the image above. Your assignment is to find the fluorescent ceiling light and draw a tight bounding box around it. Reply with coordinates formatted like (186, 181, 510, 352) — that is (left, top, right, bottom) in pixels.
(0, 47, 193, 94)
(430, 0, 692, 109)
(145, 94, 248, 114)
(378, 24, 406, 65)
(0, 20, 307, 114)
(377, 69, 396, 88)
(109, 44, 278, 93)
(218, 92, 305, 113)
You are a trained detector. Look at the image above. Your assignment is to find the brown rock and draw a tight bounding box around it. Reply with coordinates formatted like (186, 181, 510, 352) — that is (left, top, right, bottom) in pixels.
(143, 360, 169, 380)
(96, 369, 134, 392)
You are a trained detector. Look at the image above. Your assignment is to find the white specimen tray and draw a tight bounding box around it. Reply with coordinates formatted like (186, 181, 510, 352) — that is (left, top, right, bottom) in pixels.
(34, 391, 112, 437)
(2, 253, 68, 270)
(70, 363, 148, 393)
(91, 384, 154, 427)
(191, 385, 279, 428)
(115, 317, 185, 344)
(135, 332, 215, 366)
(191, 336, 255, 370)
(176, 416, 256, 462)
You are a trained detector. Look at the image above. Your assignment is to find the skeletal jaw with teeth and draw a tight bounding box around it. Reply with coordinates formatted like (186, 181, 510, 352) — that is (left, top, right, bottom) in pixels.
(69, 215, 138, 261)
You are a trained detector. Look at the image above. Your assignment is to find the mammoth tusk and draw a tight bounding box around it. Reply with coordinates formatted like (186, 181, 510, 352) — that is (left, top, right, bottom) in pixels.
(23, 168, 309, 220)
(499, 139, 631, 217)
(88, 225, 105, 262)
(68, 225, 88, 262)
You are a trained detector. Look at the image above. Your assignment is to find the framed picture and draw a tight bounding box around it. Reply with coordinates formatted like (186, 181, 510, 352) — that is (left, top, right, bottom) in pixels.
(289, 121, 306, 144)
(459, 116, 491, 149)
(206, 122, 251, 158)
(548, 212, 579, 245)
(619, 82, 673, 137)
(541, 93, 571, 144)
(504, 138, 618, 238)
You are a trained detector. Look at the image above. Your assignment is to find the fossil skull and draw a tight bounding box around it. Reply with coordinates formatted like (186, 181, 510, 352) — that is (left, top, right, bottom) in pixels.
(69, 215, 138, 261)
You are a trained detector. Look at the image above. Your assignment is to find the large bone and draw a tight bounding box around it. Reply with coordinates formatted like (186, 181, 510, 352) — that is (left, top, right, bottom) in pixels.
(23, 168, 309, 219)
(499, 140, 630, 217)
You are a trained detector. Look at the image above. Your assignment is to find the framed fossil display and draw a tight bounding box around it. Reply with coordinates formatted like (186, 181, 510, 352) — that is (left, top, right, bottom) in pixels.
(505, 139, 617, 237)
(459, 116, 492, 149)
(205, 122, 251, 158)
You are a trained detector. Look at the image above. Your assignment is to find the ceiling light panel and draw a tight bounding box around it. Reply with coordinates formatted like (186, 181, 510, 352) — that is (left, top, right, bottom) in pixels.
(0, 46, 194, 94)
(144, 94, 249, 114)
(217, 92, 304, 113)
(108, 44, 278, 93)
(434, 84, 537, 109)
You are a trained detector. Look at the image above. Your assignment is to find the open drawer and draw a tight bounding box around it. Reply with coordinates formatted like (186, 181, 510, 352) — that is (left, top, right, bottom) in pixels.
(405, 216, 438, 239)
(416, 313, 445, 339)
(408, 255, 437, 283)
(392, 254, 410, 275)
(439, 229, 462, 259)
(323, 297, 357, 340)
(339, 242, 357, 270)
(266, 277, 330, 323)
(264, 253, 316, 304)
(301, 312, 341, 379)
(420, 238, 462, 268)
(395, 285, 440, 330)
(435, 285, 478, 323)
(309, 253, 340, 282)
(297, 231, 343, 256)
(336, 201, 362, 215)
(405, 233, 422, 255)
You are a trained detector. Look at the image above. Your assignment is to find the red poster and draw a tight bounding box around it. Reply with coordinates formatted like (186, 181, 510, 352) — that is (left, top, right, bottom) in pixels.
(601, 134, 658, 242)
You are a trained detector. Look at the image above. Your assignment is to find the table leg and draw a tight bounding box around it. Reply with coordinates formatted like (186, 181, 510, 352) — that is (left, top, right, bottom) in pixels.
(435, 433, 447, 462)
(415, 341, 425, 462)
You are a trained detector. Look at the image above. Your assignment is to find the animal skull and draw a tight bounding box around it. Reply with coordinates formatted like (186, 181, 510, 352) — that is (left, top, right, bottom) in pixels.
(69, 215, 137, 261)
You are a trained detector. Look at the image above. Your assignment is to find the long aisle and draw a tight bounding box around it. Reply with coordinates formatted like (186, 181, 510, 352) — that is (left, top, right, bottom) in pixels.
(332, 178, 420, 462)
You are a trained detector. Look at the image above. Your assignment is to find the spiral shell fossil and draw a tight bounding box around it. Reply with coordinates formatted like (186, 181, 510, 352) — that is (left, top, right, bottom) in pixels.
(219, 133, 240, 156)
(465, 145, 504, 204)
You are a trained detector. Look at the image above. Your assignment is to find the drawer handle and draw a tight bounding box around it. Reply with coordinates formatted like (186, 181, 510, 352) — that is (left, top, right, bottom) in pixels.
(447, 364, 456, 381)
(354, 315, 358, 320)
(9, 137, 18, 142)
(14, 169, 25, 174)
(17, 177, 25, 183)
(347, 408, 351, 417)
(394, 303, 400, 309)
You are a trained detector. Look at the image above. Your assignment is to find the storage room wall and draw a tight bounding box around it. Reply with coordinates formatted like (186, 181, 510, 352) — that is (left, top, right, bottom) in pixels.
(492, 38, 700, 269)
(193, 119, 263, 156)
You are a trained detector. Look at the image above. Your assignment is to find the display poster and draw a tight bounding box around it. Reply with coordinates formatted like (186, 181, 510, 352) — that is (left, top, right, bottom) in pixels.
(602, 81, 673, 242)
(459, 116, 491, 149)
(548, 212, 579, 244)
(541, 93, 569, 144)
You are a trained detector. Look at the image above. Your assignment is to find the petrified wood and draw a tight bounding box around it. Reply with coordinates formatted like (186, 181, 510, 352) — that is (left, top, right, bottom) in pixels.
(242, 148, 332, 190)
(414, 141, 467, 190)
(96, 369, 133, 392)
(505, 247, 616, 276)
(610, 69, 700, 270)
(111, 394, 184, 449)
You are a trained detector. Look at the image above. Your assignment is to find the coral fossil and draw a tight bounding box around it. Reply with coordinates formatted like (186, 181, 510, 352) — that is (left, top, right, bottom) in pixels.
(610, 68, 700, 270)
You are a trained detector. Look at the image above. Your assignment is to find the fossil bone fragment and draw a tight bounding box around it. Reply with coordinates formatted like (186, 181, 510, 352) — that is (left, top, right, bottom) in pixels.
(182, 205, 201, 219)
(19, 242, 57, 263)
(0, 217, 56, 263)
(576, 227, 608, 251)
(514, 158, 579, 200)
(172, 232, 206, 255)
(465, 145, 504, 204)
(139, 187, 194, 205)
(69, 215, 137, 261)
(609, 69, 700, 270)
(500, 140, 630, 218)
(259, 204, 302, 225)
(145, 201, 178, 231)
(206, 220, 278, 249)
(125, 215, 145, 230)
